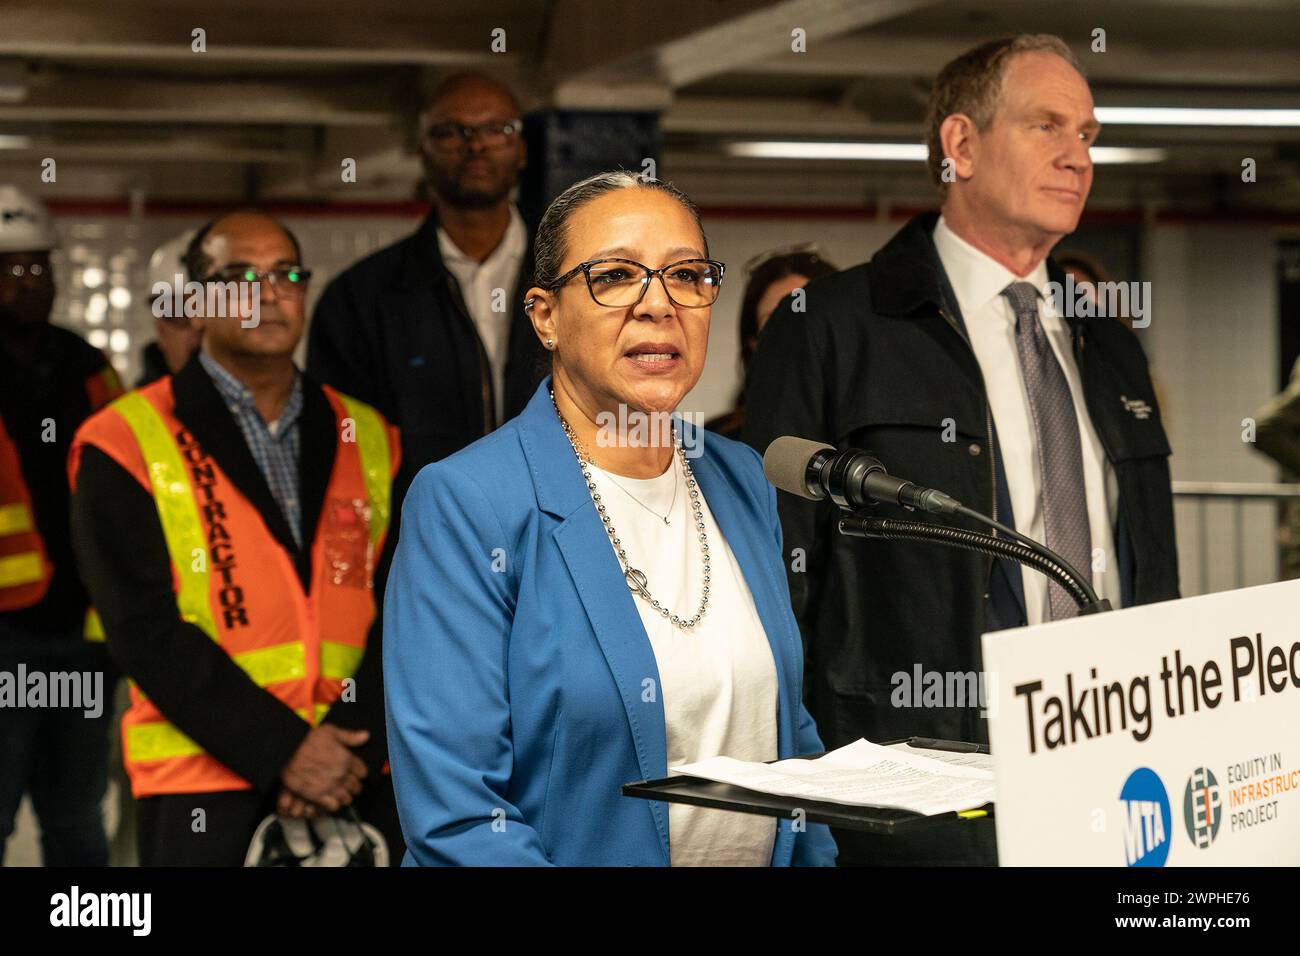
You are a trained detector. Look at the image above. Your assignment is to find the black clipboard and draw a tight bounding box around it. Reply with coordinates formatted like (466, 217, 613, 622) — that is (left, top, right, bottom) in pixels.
(621, 737, 993, 835)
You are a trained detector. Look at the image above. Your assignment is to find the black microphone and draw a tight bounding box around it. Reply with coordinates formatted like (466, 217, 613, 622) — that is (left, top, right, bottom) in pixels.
(762, 436, 962, 515)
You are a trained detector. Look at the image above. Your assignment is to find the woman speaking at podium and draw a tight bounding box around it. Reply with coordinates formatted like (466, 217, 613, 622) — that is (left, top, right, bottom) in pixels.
(382, 171, 836, 866)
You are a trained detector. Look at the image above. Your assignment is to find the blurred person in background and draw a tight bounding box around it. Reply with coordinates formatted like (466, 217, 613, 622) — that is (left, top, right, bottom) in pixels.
(137, 230, 201, 387)
(71, 210, 402, 865)
(308, 70, 541, 507)
(705, 245, 837, 438)
(1253, 357, 1300, 580)
(0, 185, 123, 865)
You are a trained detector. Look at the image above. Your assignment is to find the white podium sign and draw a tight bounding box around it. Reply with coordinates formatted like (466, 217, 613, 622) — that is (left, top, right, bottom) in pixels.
(983, 579, 1300, 866)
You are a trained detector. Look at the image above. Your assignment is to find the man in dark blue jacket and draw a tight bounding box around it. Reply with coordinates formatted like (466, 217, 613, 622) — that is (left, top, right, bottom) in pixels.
(308, 71, 542, 502)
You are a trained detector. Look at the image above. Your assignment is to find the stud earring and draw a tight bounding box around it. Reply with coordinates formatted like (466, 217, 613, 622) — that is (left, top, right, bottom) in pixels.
(545, 337, 555, 350)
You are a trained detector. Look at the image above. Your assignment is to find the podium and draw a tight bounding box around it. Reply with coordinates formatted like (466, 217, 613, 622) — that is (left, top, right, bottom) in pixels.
(983, 578, 1300, 866)
(622, 737, 994, 835)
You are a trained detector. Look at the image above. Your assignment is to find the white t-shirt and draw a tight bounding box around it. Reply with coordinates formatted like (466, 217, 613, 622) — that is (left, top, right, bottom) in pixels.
(586, 454, 779, 867)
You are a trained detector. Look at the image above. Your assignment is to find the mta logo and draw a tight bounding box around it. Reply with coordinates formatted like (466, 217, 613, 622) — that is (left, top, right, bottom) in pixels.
(1120, 767, 1171, 867)
(1183, 766, 1222, 849)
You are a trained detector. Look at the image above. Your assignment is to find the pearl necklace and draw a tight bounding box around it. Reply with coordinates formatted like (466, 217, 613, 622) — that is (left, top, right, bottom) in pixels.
(551, 390, 710, 630)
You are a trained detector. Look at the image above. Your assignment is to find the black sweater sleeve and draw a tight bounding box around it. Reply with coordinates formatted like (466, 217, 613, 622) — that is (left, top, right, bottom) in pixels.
(71, 445, 310, 792)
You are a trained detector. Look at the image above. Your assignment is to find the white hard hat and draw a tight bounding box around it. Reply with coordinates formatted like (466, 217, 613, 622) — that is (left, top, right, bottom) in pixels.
(244, 813, 390, 867)
(147, 228, 197, 293)
(0, 186, 57, 254)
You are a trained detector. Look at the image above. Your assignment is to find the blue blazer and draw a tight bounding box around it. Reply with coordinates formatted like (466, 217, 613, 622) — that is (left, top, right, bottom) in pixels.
(383, 377, 838, 866)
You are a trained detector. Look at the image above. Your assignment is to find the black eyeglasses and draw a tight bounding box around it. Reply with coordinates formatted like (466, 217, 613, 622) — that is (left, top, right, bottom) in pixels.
(549, 258, 725, 309)
(204, 265, 312, 299)
(424, 119, 522, 149)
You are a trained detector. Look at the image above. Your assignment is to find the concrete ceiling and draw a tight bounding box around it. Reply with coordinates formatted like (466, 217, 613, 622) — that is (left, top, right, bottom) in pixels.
(0, 0, 1296, 212)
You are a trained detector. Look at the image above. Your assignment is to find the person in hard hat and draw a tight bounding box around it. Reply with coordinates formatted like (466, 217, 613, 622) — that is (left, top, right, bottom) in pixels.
(0, 185, 123, 865)
(136, 230, 201, 387)
(70, 209, 403, 866)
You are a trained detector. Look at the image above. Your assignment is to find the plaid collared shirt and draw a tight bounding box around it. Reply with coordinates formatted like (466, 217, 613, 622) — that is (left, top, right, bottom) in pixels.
(198, 350, 304, 548)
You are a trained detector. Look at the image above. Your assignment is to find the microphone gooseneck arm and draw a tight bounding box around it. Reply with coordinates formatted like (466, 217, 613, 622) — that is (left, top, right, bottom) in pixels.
(761, 435, 1109, 615)
(945, 503, 1104, 609)
(837, 512, 1111, 616)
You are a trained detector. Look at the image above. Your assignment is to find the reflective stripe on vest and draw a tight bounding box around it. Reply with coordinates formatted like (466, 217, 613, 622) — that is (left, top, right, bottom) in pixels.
(110, 391, 219, 640)
(126, 702, 332, 763)
(84, 607, 105, 642)
(335, 393, 391, 548)
(0, 502, 34, 534)
(0, 551, 43, 588)
(0, 502, 42, 586)
(0, 413, 53, 609)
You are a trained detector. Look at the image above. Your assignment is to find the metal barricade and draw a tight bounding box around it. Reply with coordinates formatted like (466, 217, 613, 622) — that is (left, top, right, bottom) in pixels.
(1172, 481, 1300, 594)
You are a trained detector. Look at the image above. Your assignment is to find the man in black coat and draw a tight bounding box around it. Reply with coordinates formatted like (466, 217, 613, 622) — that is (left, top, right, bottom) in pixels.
(744, 35, 1179, 864)
(307, 71, 543, 501)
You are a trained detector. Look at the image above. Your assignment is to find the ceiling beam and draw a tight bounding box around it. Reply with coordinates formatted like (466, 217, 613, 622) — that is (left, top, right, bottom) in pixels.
(545, 0, 938, 103)
(0, 0, 536, 65)
(0, 71, 402, 126)
(754, 34, 1300, 87)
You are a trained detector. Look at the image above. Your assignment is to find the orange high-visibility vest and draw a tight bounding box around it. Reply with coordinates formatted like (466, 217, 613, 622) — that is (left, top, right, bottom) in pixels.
(69, 376, 399, 797)
(0, 413, 52, 610)
(1, 364, 123, 614)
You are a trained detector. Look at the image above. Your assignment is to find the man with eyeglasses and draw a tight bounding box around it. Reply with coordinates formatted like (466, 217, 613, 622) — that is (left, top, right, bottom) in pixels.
(0, 185, 123, 865)
(70, 210, 404, 865)
(308, 70, 539, 506)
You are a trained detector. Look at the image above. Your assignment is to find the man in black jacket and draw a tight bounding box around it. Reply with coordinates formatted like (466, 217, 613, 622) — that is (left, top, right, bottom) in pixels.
(308, 71, 542, 500)
(744, 35, 1178, 864)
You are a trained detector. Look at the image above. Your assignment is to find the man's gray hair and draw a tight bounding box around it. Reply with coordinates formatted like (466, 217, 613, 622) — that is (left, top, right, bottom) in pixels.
(532, 171, 709, 291)
(924, 34, 1083, 194)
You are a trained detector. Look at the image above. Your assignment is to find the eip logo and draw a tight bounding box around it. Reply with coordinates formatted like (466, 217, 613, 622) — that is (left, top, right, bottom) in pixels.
(1120, 767, 1171, 867)
(1183, 766, 1222, 849)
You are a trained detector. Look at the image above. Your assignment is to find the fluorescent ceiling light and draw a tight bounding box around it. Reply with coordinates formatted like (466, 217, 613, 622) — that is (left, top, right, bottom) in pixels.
(1091, 147, 1167, 164)
(728, 141, 927, 160)
(726, 141, 1166, 164)
(1095, 107, 1300, 127)
(0, 134, 31, 149)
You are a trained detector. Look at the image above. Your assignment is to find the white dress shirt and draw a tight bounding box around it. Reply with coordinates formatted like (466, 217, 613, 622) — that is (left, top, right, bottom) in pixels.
(586, 457, 779, 866)
(437, 205, 528, 426)
(932, 216, 1121, 624)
